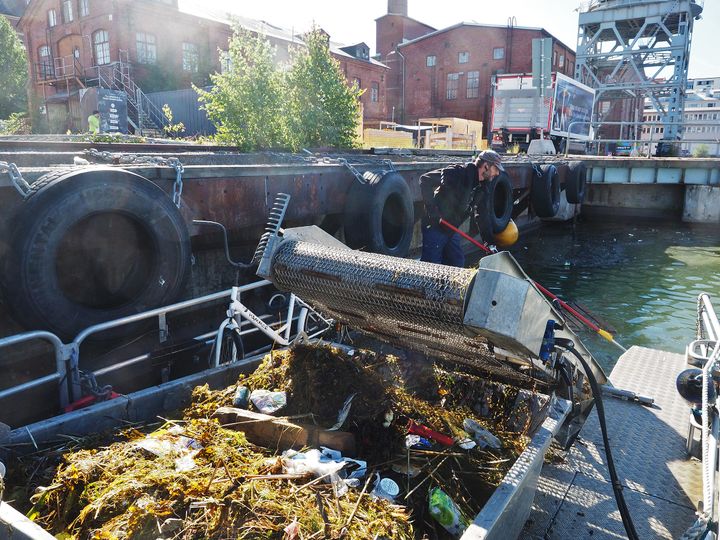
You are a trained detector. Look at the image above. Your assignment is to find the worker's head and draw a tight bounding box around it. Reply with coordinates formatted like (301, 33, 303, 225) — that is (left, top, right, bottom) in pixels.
(475, 149, 504, 182)
(92, 110, 99, 116)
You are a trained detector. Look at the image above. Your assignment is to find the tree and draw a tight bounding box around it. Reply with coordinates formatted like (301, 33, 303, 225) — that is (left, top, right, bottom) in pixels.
(196, 27, 287, 150)
(0, 16, 28, 118)
(285, 27, 362, 150)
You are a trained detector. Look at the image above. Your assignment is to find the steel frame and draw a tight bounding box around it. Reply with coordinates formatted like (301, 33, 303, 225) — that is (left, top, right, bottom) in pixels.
(575, 0, 703, 141)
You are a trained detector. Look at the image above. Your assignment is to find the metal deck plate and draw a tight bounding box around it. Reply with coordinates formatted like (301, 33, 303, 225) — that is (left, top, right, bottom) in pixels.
(521, 346, 702, 539)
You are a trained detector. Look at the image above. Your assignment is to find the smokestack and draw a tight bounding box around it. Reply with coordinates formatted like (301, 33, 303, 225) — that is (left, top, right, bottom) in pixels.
(388, 0, 408, 16)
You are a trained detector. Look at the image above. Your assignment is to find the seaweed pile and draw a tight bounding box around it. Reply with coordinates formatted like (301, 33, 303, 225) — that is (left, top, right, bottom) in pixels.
(23, 342, 547, 539)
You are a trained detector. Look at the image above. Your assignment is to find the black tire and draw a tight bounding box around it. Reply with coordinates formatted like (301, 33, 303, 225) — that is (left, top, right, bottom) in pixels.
(531, 164, 561, 218)
(5, 167, 191, 339)
(343, 171, 414, 257)
(488, 174, 514, 234)
(214, 326, 245, 365)
(565, 161, 587, 204)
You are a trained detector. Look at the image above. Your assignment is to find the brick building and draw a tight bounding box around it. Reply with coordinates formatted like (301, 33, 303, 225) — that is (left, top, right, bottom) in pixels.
(18, 0, 387, 133)
(377, 0, 576, 136)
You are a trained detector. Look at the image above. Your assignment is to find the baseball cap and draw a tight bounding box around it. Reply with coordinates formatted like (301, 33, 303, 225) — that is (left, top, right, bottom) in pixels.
(476, 149, 505, 172)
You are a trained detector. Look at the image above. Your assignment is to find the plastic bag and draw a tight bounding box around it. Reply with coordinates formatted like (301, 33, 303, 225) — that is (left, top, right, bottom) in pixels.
(428, 487, 469, 537)
(250, 389, 287, 414)
(463, 418, 502, 449)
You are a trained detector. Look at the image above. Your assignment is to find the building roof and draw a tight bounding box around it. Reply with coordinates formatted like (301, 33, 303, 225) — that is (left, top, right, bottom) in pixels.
(374, 11, 436, 33)
(0, 0, 24, 17)
(397, 21, 576, 54)
(181, 2, 387, 68)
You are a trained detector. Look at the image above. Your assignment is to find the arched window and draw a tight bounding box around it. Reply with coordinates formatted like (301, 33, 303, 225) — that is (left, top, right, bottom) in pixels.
(38, 45, 52, 78)
(93, 30, 110, 65)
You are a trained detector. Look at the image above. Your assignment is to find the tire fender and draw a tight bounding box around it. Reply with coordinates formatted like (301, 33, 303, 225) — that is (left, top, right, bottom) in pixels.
(531, 164, 561, 218)
(565, 161, 587, 204)
(343, 171, 414, 257)
(4, 167, 192, 339)
(488, 174, 514, 234)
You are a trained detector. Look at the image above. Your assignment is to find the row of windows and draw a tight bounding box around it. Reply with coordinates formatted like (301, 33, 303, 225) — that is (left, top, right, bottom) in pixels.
(426, 48, 504, 68)
(644, 112, 720, 123)
(48, 0, 89, 27)
(641, 125, 720, 134)
(37, 30, 199, 72)
(446, 71, 480, 100)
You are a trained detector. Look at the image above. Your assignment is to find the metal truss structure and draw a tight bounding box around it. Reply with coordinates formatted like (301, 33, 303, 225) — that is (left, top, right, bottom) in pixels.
(575, 0, 704, 141)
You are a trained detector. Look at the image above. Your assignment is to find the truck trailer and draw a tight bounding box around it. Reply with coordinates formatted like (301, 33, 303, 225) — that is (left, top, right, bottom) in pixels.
(490, 72, 595, 154)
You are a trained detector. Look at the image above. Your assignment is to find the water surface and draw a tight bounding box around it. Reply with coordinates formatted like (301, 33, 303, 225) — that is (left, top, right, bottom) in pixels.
(486, 220, 720, 373)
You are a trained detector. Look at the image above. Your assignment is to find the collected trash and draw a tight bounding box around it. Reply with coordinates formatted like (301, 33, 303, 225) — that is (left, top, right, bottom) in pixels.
(232, 385, 250, 408)
(249, 388, 287, 414)
(429, 486, 471, 537)
(17, 342, 546, 539)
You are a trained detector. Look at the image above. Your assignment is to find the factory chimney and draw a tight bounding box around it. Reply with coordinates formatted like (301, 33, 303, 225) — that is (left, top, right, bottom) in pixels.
(388, 0, 408, 16)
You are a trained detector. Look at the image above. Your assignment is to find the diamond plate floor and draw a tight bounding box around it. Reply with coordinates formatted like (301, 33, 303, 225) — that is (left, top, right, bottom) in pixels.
(521, 346, 702, 539)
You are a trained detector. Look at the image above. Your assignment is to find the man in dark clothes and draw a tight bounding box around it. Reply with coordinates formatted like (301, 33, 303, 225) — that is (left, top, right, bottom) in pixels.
(420, 149, 504, 267)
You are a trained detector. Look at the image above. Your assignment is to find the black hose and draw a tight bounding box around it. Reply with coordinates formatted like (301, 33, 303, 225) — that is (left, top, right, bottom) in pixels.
(555, 337, 640, 540)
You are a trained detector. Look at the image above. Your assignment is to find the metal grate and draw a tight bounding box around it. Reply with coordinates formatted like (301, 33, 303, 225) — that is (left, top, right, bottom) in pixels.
(270, 240, 536, 386)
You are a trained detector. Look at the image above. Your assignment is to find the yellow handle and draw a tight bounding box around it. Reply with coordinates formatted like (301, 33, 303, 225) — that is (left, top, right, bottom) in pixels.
(597, 328, 614, 342)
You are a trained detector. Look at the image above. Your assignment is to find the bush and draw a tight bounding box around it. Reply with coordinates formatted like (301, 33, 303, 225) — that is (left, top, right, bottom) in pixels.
(692, 144, 710, 158)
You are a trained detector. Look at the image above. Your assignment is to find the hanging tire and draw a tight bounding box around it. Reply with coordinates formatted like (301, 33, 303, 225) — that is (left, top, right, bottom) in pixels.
(4, 167, 192, 339)
(488, 173, 514, 234)
(565, 161, 587, 204)
(343, 171, 414, 257)
(531, 164, 561, 218)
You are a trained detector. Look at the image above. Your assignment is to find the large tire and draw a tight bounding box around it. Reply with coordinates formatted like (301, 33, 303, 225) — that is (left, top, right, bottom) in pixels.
(488, 174, 513, 234)
(565, 161, 587, 204)
(4, 167, 192, 339)
(531, 164, 560, 218)
(344, 171, 414, 257)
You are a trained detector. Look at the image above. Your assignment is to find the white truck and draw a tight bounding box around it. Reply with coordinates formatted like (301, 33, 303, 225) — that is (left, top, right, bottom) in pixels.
(490, 72, 595, 154)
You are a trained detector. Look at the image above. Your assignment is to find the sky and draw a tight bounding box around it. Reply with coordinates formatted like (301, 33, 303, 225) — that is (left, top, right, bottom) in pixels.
(180, 0, 718, 79)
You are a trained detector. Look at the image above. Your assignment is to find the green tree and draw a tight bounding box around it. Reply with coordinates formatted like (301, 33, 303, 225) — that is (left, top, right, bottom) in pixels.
(0, 16, 28, 118)
(196, 27, 287, 150)
(285, 27, 362, 149)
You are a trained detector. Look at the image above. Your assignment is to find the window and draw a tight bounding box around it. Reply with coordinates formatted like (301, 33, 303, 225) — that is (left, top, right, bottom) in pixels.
(220, 51, 231, 73)
(78, 0, 89, 17)
(61, 0, 73, 22)
(559, 54, 565, 68)
(426, 55, 436, 67)
(38, 45, 51, 78)
(493, 47, 504, 60)
(47, 9, 57, 27)
(371, 82, 379, 103)
(446, 72, 459, 100)
(93, 30, 110, 65)
(136, 32, 156, 64)
(353, 77, 361, 89)
(466, 70, 479, 98)
(553, 51, 557, 65)
(182, 42, 199, 72)
(458, 51, 469, 64)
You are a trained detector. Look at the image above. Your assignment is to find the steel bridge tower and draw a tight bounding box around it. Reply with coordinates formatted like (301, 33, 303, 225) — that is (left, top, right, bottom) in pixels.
(575, 0, 703, 144)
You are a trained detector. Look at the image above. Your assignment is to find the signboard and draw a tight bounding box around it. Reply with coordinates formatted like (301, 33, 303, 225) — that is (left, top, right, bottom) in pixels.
(97, 88, 128, 134)
(550, 73, 595, 140)
(531, 38, 553, 91)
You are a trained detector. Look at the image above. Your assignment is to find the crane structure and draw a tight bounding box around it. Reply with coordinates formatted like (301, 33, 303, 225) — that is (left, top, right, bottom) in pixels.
(574, 0, 703, 147)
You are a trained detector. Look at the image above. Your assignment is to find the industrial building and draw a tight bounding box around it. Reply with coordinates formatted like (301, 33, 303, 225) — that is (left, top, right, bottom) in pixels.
(16, 0, 388, 134)
(376, 0, 577, 133)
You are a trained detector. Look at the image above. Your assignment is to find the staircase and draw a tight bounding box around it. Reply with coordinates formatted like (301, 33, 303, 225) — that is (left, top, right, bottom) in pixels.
(87, 50, 168, 136)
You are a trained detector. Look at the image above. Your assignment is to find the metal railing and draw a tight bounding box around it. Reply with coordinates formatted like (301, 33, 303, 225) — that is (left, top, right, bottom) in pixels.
(0, 280, 331, 413)
(563, 119, 720, 157)
(694, 294, 720, 531)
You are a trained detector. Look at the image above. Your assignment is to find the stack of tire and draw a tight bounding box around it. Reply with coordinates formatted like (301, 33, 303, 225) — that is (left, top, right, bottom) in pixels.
(531, 161, 587, 218)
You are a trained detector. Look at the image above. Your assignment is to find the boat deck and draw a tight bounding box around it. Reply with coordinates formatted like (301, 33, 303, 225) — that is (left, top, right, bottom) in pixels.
(521, 346, 702, 539)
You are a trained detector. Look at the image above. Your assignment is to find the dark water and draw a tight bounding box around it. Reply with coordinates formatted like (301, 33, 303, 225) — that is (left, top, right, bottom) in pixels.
(491, 220, 720, 373)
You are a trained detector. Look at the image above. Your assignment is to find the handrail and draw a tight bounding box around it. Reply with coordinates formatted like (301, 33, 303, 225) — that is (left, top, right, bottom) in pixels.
(0, 331, 68, 407)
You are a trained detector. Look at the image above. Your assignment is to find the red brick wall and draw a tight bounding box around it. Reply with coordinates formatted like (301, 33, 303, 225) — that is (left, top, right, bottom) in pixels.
(375, 13, 434, 58)
(386, 25, 575, 134)
(334, 55, 388, 126)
